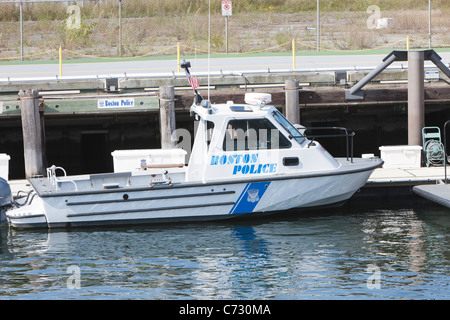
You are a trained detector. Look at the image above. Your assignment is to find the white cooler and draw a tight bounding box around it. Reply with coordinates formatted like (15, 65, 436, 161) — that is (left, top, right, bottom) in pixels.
(0, 153, 10, 180)
(379, 145, 422, 168)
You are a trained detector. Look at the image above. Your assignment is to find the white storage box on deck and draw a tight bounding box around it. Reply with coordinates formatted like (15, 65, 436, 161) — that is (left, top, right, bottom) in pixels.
(0, 154, 10, 180)
(379, 145, 422, 168)
(111, 149, 187, 172)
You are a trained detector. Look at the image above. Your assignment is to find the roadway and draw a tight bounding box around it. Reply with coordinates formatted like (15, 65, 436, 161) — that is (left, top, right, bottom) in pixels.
(1, 51, 450, 81)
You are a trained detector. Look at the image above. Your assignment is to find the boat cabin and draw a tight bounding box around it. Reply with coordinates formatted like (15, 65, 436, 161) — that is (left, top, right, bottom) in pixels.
(40, 92, 344, 195)
(186, 93, 340, 182)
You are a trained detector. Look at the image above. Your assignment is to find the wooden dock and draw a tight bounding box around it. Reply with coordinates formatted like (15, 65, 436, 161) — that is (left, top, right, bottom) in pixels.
(413, 183, 450, 208)
(366, 166, 447, 186)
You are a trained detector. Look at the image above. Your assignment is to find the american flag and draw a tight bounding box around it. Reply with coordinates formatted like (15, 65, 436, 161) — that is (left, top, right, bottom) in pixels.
(186, 73, 199, 90)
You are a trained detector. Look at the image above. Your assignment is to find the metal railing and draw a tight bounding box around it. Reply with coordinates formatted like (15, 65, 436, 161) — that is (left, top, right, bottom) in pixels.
(304, 127, 355, 163)
(444, 120, 450, 184)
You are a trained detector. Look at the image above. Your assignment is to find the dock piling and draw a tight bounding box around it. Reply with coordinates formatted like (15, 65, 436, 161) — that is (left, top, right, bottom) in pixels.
(285, 79, 300, 125)
(19, 89, 45, 178)
(159, 86, 176, 149)
(408, 51, 425, 146)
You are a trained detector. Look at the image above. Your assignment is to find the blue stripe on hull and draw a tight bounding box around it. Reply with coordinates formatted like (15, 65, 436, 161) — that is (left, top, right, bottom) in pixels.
(229, 181, 270, 214)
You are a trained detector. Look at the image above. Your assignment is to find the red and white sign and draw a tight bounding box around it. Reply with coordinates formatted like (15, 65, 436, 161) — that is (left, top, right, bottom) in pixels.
(222, 1, 232, 16)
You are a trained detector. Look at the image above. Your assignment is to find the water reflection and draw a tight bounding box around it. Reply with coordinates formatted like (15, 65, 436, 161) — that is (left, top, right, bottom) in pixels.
(0, 206, 449, 299)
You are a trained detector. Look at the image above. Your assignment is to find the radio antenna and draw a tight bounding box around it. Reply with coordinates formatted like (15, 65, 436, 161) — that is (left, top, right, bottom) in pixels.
(207, 0, 211, 101)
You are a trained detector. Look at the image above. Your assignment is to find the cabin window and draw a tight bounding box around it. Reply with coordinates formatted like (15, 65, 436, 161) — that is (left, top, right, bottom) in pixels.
(223, 118, 291, 151)
(272, 110, 305, 144)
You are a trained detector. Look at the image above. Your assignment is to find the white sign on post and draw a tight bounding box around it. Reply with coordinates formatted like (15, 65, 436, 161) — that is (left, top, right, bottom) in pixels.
(222, 1, 232, 16)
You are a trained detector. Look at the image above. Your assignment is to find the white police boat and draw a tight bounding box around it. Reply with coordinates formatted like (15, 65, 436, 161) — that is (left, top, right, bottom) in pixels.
(3, 63, 382, 229)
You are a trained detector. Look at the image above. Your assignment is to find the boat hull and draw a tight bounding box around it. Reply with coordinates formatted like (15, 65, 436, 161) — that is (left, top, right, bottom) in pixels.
(6, 158, 380, 229)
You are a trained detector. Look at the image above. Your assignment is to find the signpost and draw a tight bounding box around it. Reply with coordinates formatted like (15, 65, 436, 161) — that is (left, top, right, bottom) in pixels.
(221, 1, 232, 53)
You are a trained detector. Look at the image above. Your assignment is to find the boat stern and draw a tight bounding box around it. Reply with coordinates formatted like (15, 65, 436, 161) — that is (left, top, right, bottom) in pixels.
(6, 196, 48, 229)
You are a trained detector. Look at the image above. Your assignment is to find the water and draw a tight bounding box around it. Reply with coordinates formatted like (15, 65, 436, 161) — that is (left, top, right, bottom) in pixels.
(0, 205, 449, 300)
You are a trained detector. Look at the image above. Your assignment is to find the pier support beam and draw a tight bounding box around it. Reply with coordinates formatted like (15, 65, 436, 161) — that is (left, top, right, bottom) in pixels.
(285, 79, 300, 125)
(19, 89, 45, 178)
(159, 86, 176, 149)
(408, 51, 425, 146)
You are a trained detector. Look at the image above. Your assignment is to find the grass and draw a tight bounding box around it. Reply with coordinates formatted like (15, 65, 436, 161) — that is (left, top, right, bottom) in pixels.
(1, 0, 450, 61)
(2, 0, 450, 21)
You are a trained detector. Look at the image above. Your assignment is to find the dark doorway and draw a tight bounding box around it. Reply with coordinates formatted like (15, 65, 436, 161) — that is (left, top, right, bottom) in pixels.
(81, 130, 112, 174)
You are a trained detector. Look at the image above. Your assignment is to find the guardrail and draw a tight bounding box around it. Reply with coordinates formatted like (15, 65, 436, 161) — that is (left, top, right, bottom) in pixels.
(0, 63, 447, 85)
(304, 127, 355, 163)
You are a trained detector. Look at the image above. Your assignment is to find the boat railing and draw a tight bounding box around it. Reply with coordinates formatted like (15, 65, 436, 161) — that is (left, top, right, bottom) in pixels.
(46, 165, 78, 191)
(304, 127, 355, 163)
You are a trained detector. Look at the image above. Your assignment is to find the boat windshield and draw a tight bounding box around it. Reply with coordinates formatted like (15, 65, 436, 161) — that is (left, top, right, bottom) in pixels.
(272, 110, 305, 144)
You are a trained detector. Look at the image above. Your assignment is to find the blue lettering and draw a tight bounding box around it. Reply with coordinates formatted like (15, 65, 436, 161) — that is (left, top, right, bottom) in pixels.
(227, 154, 236, 164)
(106, 101, 119, 107)
(210, 155, 219, 165)
(210, 153, 259, 166)
(233, 165, 242, 175)
(231, 162, 276, 175)
(269, 163, 277, 173)
(211, 154, 271, 175)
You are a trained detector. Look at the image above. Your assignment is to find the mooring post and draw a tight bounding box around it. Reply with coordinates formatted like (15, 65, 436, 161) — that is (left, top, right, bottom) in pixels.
(159, 86, 176, 149)
(285, 79, 300, 125)
(19, 89, 45, 178)
(408, 51, 425, 146)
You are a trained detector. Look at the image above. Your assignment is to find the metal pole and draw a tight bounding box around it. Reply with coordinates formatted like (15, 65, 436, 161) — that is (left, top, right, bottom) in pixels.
(292, 38, 296, 69)
(177, 42, 181, 72)
(408, 50, 425, 146)
(316, 0, 320, 51)
(429, 51, 450, 79)
(225, 16, 228, 54)
(444, 120, 450, 183)
(20, 2, 23, 61)
(346, 53, 398, 98)
(428, 0, 431, 48)
(119, 0, 122, 57)
(59, 46, 62, 76)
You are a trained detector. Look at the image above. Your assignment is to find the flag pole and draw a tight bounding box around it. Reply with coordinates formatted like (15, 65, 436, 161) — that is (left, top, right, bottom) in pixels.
(181, 60, 202, 105)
